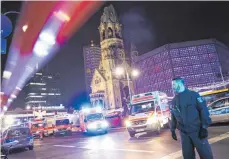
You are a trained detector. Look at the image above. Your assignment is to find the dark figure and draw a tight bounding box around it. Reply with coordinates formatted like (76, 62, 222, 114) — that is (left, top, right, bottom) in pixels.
(122, 98, 129, 117)
(170, 77, 213, 159)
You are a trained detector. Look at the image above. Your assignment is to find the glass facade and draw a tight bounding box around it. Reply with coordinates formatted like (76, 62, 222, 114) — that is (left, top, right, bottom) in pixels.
(83, 43, 101, 94)
(134, 41, 225, 96)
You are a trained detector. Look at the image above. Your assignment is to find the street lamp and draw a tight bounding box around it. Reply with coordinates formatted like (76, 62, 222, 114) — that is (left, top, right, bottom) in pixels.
(115, 67, 125, 76)
(115, 66, 140, 102)
(131, 69, 140, 78)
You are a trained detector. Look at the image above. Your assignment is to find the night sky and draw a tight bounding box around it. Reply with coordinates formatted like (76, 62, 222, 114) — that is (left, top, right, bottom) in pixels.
(1, 1, 229, 109)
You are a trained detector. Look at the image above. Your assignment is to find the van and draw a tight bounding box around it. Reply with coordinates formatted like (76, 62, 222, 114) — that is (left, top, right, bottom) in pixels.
(1, 126, 34, 152)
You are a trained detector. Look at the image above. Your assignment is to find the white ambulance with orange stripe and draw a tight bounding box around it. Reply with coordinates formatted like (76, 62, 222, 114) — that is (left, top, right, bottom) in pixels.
(52, 114, 73, 136)
(125, 91, 171, 137)
(30, 118, 52, 138)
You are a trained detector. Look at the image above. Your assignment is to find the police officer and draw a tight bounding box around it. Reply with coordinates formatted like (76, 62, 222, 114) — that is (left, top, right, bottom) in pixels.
(170, 77, 213, 159)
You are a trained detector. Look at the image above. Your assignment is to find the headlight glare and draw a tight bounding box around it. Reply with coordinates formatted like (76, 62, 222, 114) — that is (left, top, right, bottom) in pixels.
(125, 120, 131, 127)
(87, 123, 97, 129)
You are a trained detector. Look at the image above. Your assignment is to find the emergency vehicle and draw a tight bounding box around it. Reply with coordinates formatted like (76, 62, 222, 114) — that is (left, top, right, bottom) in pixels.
(52, 115, 72, 136)
(79, 107, 109, 135)
(30, 118, 47, 138)
(125, 91, 171, 137)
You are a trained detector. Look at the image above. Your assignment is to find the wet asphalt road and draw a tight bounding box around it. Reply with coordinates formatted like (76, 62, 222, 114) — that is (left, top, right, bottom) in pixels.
(8, 124, 229, 159)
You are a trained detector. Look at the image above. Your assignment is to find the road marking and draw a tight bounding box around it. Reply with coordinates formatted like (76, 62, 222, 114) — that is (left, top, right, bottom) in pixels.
(106, 148, 154, 153)
(54, 145, 76, 148)
(81, 147, 155, 153)
(77, 141, 88, 144)
(53, 144, 155, 153)
(208, 132, 229, 144)
(159, 132, 229, 159)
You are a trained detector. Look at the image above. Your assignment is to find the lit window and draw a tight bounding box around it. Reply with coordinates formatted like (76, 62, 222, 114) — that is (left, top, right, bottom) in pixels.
(27, 101, 46, 103)
(30, 83, 46, 85)
(28, 93, 36, 95)
(27, 96, 43, 98)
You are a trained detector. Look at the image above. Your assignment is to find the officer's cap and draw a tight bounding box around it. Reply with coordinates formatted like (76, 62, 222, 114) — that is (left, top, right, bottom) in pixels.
(172, 77, 185, 84)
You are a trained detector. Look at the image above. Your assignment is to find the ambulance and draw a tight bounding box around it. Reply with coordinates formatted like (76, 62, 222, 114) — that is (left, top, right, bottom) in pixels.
(125, 91, 171, 137)
(79, 107, 109, 135)
(30, 118, 47, 138)
(52, 114, 72, 136)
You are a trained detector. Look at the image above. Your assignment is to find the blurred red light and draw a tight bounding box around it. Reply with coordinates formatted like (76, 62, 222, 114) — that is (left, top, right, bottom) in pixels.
(54, 11, 70, 22)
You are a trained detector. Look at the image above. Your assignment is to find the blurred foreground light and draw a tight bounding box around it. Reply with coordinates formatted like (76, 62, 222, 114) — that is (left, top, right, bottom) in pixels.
(7, 98, 13, 103)
(34, 41, 49, 57)
(16, 87, 22, 91)
(3, 71, 12, 79)
(0, 92, 4, 95)
(10, 94, 17, 99)
(22, 24, 28, 32)
(39, 31, 56, 45)
(54, 11, 70, 22)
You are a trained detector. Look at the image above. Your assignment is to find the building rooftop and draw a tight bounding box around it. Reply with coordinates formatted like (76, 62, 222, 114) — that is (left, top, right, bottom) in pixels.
(135, 38, 229, 63)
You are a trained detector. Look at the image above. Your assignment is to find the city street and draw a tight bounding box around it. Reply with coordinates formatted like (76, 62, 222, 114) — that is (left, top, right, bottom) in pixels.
(9, 124, 229, 159)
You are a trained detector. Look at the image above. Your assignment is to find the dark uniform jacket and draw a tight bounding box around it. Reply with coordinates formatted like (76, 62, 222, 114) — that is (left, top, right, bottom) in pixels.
(170, 89, 212, 134)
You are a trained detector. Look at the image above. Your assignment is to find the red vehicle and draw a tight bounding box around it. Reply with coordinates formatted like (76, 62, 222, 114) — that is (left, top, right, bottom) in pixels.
(105, 111, 123, 128)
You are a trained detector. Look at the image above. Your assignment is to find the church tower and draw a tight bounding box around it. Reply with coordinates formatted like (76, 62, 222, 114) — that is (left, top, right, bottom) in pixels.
(90, 5, 134, 110)
(97, 5, 130, 109)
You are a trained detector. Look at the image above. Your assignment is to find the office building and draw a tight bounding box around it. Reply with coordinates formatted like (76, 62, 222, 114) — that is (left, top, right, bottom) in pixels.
(25, 69, 62, 109)
(83, 41, 101, 94)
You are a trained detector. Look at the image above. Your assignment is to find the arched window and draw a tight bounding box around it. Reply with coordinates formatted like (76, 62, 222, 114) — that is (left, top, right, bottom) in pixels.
(102, 30, 105, 40)
(108, 27, 113, 38)
(115, 29, 121, 38)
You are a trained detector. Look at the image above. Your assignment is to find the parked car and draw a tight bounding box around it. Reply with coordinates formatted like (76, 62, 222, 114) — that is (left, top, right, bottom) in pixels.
(208, 97, 229, 124)
(1, 126, 34, 152)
